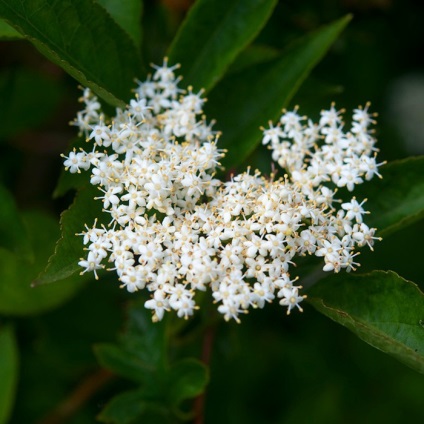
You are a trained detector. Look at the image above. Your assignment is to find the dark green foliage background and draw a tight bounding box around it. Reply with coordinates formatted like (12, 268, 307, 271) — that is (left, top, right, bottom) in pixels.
(0, 0, 423, 423)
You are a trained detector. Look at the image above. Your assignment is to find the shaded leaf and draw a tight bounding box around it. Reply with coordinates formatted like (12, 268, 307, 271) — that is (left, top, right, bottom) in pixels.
(168, 358, 208, 408)
(97, 0, 143, 49)
(226, 43, 280, 75)
(168, 0, 278, 92)
(53, 167, 90, 199)
(0, 211, 83, 315)
(358, 156, 424, 236)
(97, 389, 147, 424)
(98, 389, 172, 424)
(0, 326, 18, 424)
(307, 270, 424, 374)
(35, 186, 104, 285)
(0, 182, 31, 258)
(0, 17, 22, 39)
(95, 300, 168, 383)
(123, 301, 168, 371)
(94, 343, 154, 384)
(96, 302, 208, 422)
(205, 15, 351, 169)
(0, 69, 63, 139)
(291, 76, 344, 115)
(0, 0, 142, 106)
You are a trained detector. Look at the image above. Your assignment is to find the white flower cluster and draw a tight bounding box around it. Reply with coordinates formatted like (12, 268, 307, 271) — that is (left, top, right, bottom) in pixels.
(62, 59, 382, 322)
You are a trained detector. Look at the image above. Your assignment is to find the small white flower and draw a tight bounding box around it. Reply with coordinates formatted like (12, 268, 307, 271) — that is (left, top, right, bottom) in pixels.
(342, 197, 369, 223)
(78, 251, 104, 279)
(89, 123, 110, 145)
(262, 122, 285, 146)
(279, 286, 305, 315)
(62, 149, 90, 173)
(129, 97, 150, 120)
(145, 290, 170, 322)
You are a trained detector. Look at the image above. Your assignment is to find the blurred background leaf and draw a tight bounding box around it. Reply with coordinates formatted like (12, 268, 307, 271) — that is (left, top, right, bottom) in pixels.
(205, 302, 424, 424)
(0, 326, 18, 424)
(0, 69, 64, 141)
(168, 358, 208, 417)
(97, 388, 172, 424)
(0, 183, 31, 258)
(0, 210, 84, 315)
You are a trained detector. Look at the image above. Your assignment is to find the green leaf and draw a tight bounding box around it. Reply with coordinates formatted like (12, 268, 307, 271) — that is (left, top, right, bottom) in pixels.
(0, 211, 83, 315)
(96, 302, 171, 422)
(0, 69, 63, 139)
(357, 156, 424, 236)
(123, 301, 168, 371)
(168, 358, 208, 408)
(205, 15, 351, 169)
(95, 300, 168, 383)
(0, 17, 22, 39)
(53, 166, 90, 199)
(35, 186, 104, 285)
(0, 183, 31, 258)
(97, 389, 147, 424)
(168, 0, 278, 92)
(0, 326, 18, 424)
(95, 343, 154, 383)
(291, 76, 344, 114)
(96, 302, 208, 422)
(98, 389, 172, 424)
(226, 44, 280, 75)
(97, 0, 143, 49)
(307, 270, 424, 374)
(0, 0, 142, 106)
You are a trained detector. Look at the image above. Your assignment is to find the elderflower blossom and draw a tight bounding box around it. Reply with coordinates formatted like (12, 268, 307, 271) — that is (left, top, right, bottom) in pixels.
(62, 59, 383, 322)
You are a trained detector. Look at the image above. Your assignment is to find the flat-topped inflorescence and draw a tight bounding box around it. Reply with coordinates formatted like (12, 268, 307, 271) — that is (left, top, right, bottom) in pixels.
(62, 59, 383, 322)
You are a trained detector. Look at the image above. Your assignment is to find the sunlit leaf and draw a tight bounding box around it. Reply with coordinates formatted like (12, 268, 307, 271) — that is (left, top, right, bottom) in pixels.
(307, 270, 424, 374)
(168, 0, 278, 92)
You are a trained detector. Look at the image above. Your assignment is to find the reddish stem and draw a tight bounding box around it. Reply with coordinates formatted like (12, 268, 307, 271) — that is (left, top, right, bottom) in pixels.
(38, 369, 115, 424)
(193, 325, 215, 424)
